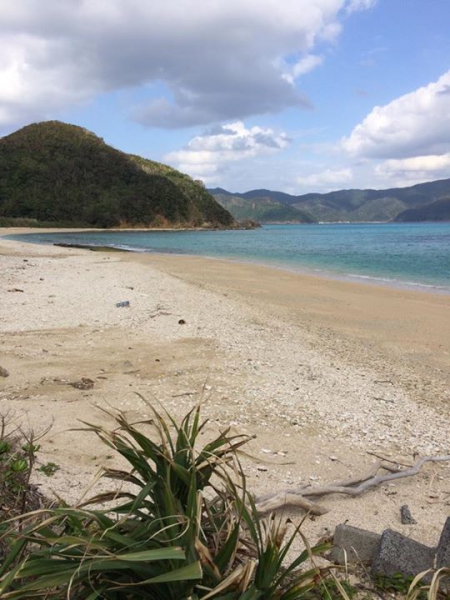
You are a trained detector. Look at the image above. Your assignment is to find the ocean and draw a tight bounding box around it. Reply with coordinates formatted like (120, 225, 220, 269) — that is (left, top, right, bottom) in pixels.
(8, 222, 450, 294)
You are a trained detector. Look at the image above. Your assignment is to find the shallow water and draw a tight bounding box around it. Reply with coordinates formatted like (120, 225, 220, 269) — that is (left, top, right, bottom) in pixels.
(8, 222, 450, 293)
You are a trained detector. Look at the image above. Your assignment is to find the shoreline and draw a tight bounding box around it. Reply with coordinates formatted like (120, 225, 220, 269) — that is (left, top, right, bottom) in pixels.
(4, 226, 450, 297)
(3, 228, 450, 382)
(1, 229, 450, 547)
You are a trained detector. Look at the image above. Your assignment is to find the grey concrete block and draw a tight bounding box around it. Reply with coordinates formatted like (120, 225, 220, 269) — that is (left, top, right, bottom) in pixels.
(371, 529, 435, 579)
(330, 524, 381, 565)
(437, 517, 450, 568)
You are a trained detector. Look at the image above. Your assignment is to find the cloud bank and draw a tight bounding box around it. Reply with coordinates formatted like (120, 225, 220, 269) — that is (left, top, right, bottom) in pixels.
(338, 70, 450, 189)
(0, 0, 371, 129)
(342, 71, 450, 159)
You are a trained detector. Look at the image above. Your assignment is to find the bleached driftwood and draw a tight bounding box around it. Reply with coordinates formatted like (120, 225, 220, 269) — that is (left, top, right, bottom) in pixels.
(255, 455, 450, 515)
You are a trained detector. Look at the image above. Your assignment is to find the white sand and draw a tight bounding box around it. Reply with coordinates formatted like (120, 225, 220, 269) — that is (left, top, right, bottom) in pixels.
(1, 230, 449, 547)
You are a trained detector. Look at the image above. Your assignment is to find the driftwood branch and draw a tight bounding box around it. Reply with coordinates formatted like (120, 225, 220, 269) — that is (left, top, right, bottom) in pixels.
(255, 455, 450, 515)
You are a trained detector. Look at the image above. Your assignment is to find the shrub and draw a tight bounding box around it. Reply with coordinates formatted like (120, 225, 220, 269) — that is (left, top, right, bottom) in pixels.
(0, 413, 49, 520)
(0, 403, 331, 599)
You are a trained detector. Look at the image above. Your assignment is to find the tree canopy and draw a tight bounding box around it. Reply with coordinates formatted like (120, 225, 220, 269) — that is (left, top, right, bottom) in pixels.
(0, 121, 235, 229)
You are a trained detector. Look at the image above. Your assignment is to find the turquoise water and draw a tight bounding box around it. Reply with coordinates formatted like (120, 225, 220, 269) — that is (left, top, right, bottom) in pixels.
(8, 223, 450, 293)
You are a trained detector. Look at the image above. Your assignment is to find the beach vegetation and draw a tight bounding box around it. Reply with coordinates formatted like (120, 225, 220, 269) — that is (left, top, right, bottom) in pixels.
(0, 413, 49, 521)
(0, 404, 333, 599)
(36, 462, 60, 477)
(0, 405, 447, 599)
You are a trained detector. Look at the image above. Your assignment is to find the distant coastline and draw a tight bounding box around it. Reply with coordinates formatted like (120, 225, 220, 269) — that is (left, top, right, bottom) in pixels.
(211, 178, 450, 224)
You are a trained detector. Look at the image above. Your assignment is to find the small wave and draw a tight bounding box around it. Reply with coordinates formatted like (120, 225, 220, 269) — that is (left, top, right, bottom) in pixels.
(345, 272, 450, 293)
(112, 244, 148, 253)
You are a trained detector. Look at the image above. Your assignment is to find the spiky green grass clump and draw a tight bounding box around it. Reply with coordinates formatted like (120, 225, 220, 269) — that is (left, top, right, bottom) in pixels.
(0, 404, 331, 599)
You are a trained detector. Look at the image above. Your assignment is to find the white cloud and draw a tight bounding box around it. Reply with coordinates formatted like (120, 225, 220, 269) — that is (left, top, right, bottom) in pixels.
(296, 167, 353, 189)
(165, 121, 291, 183)
(342, 71, 450, 159)
(0, 0, 374, 130)
(0, 33, 99, 125)
(282, 54, 324, 84)
(379, 154, 450, 173)
(346, 0, 378, 14)
(375, 153, 450, 187)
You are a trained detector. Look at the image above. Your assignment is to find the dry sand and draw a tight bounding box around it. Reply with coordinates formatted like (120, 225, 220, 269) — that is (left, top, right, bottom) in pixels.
(1, 229, 449, 548)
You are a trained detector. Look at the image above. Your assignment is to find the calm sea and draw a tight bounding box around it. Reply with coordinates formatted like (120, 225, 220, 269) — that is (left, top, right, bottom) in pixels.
(8, 223, 450, 293)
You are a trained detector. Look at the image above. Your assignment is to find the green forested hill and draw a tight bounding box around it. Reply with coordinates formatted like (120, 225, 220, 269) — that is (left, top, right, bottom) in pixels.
(393, 197, 450, 222)
(0, 121, 235, 228)
(211, 178, 450, 222)
(213, 193, 316, 223)
(290, 181, 450, 222)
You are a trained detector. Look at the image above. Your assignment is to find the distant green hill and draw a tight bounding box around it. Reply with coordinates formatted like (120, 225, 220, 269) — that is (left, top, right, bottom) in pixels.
(393, 197, 450, 222)
(291, 190, 407, 222)
(0, 121, 235, 229)
(212, 179, 450, 222)
(291, 180, 450, 222)
(212, 192, 315, 223)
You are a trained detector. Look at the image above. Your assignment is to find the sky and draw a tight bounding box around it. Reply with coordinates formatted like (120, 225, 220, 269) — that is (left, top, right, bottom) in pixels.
(1, 0, 450, 194)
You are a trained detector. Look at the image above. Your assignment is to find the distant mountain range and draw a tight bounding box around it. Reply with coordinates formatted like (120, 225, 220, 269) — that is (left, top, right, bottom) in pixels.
(210, 178, 450, 223)
(211, 192, 315, 224)
(0, 121, 235, 229)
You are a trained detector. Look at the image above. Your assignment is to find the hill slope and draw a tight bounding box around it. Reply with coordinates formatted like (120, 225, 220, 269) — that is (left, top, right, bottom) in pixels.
(212, 192, 316, 223)
(393, 197, 450, 222)
(291, 180, 450, 222)
(213, 179, 450, 222)
(0, 121, 235, 229)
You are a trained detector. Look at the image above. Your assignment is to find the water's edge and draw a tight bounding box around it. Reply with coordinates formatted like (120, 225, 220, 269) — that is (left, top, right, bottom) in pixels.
(5, 222, 450, 296)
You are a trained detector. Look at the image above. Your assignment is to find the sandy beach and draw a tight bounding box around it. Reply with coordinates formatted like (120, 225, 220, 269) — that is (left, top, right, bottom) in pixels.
(1, 228, 449, 548)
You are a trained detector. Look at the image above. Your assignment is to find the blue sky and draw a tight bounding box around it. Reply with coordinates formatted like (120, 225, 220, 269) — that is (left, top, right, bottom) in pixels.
(1, 0, 449, 194)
